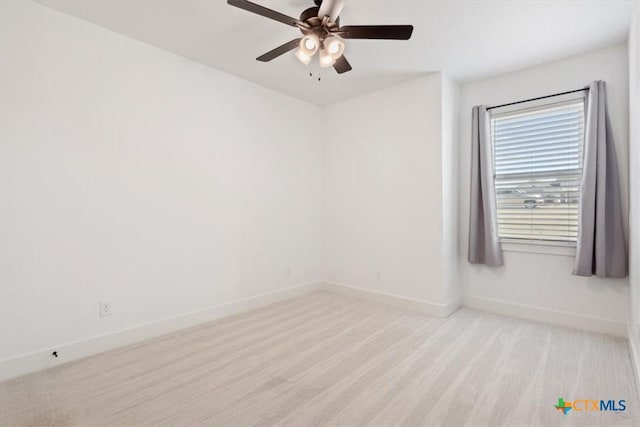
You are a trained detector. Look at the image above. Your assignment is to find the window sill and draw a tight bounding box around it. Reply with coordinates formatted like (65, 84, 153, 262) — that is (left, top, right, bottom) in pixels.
(500, 241, 576, 257)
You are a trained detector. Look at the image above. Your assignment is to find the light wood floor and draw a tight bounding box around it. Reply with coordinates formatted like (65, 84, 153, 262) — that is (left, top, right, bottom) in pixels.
(0, 291, 637, 426)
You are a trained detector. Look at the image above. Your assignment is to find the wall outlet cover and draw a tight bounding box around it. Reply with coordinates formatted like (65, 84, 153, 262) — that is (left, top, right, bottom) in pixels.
(100, 301, 112, 317)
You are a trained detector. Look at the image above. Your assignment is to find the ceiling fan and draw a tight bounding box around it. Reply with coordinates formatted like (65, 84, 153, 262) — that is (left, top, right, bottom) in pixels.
(227, 0, 414, 74)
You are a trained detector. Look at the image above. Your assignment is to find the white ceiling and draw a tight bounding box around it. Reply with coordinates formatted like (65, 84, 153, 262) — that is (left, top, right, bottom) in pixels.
(39, 0, 635, 106)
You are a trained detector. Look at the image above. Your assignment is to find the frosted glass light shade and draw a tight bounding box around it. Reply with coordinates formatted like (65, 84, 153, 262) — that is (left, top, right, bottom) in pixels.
(319, 48, 336, 68)
(325, 37, 345, 59)
(295, 48, 312, 65)
(299, 35, 319, 56)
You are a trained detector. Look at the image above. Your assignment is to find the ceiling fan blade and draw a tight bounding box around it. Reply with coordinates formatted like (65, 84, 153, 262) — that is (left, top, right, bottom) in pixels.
(333, 55, 352, 74)
(317, 0, 346, 22)
(256, 39, 302, 62)
(227, 0, 300, 27)
(340, 25, 414, 40)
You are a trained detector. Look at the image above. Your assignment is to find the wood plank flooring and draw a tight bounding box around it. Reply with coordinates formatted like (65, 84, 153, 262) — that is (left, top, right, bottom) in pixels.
(0, 291, 637, 426)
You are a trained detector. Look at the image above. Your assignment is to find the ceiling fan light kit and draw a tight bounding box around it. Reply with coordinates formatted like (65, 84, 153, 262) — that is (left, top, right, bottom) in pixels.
(296, 34, 342, 67)
(227, 0, 414, 74)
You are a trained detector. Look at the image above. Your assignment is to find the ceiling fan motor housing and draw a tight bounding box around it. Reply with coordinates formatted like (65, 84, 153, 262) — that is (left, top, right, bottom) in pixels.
(300, 6, 320, 23)
(300, 7, 339, 42)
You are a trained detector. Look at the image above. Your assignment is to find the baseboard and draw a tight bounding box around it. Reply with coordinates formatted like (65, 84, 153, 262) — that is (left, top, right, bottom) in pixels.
(321, 282, 461, 318)
(463, 294, 627, 337)
(628, 326, 640, 402)
(4, 282, 622, 381)
(0, 281, 323, 382)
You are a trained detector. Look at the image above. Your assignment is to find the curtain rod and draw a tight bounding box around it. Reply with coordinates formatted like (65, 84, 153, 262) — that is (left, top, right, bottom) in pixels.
(486, 87, 589, 111)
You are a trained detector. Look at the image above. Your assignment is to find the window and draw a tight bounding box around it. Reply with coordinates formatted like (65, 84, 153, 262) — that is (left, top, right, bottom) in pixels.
(490, 94, 585, 246)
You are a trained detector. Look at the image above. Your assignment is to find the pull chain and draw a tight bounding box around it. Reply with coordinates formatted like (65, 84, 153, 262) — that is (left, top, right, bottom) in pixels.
(308, 61, 322, 82)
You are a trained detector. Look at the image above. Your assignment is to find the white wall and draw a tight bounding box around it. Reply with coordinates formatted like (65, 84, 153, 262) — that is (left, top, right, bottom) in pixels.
(0, 1, 322, 366)
(322, 73, 460, 310)
(441, 75, 460, 304)
(459, 45, 630, 334)
(628, 6, 640, 374)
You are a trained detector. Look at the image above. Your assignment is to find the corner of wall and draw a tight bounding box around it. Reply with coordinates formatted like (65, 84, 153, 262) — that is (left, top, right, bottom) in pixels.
(627, 5, 640, 400)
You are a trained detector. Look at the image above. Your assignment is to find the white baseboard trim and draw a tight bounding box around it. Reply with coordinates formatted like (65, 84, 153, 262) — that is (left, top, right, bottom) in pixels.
(321, 282, 461, 318)
(463, 294, 627, 337)
(628, 326, 640, 401)
(0, 281, 323, 382)
(4, 281, 623, 381)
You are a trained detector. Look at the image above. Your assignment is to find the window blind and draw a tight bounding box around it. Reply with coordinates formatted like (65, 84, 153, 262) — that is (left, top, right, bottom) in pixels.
(491, 99, 585, 244)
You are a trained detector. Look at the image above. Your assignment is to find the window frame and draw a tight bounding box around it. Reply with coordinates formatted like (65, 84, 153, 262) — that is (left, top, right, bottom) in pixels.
(489, 91, 587, 254)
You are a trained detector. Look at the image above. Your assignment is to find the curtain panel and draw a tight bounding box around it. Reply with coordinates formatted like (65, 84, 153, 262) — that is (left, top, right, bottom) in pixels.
(574, 80, 628, 278)
(468, 105, 503, 266)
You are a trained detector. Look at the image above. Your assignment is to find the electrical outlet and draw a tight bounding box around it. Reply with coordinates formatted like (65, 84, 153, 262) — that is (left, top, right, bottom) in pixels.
(100, 300, 112, 317)
(287, 268, 292, 279)
(377, 271, 383, 281)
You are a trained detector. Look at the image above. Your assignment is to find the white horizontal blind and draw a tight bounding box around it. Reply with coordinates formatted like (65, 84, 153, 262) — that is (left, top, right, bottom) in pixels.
(491, 99, 585, 244)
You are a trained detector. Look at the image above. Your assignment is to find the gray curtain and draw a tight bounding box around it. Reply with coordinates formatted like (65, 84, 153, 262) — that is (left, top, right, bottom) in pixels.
(468, 106, 503, 266)
(574, 80, 627, 278)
